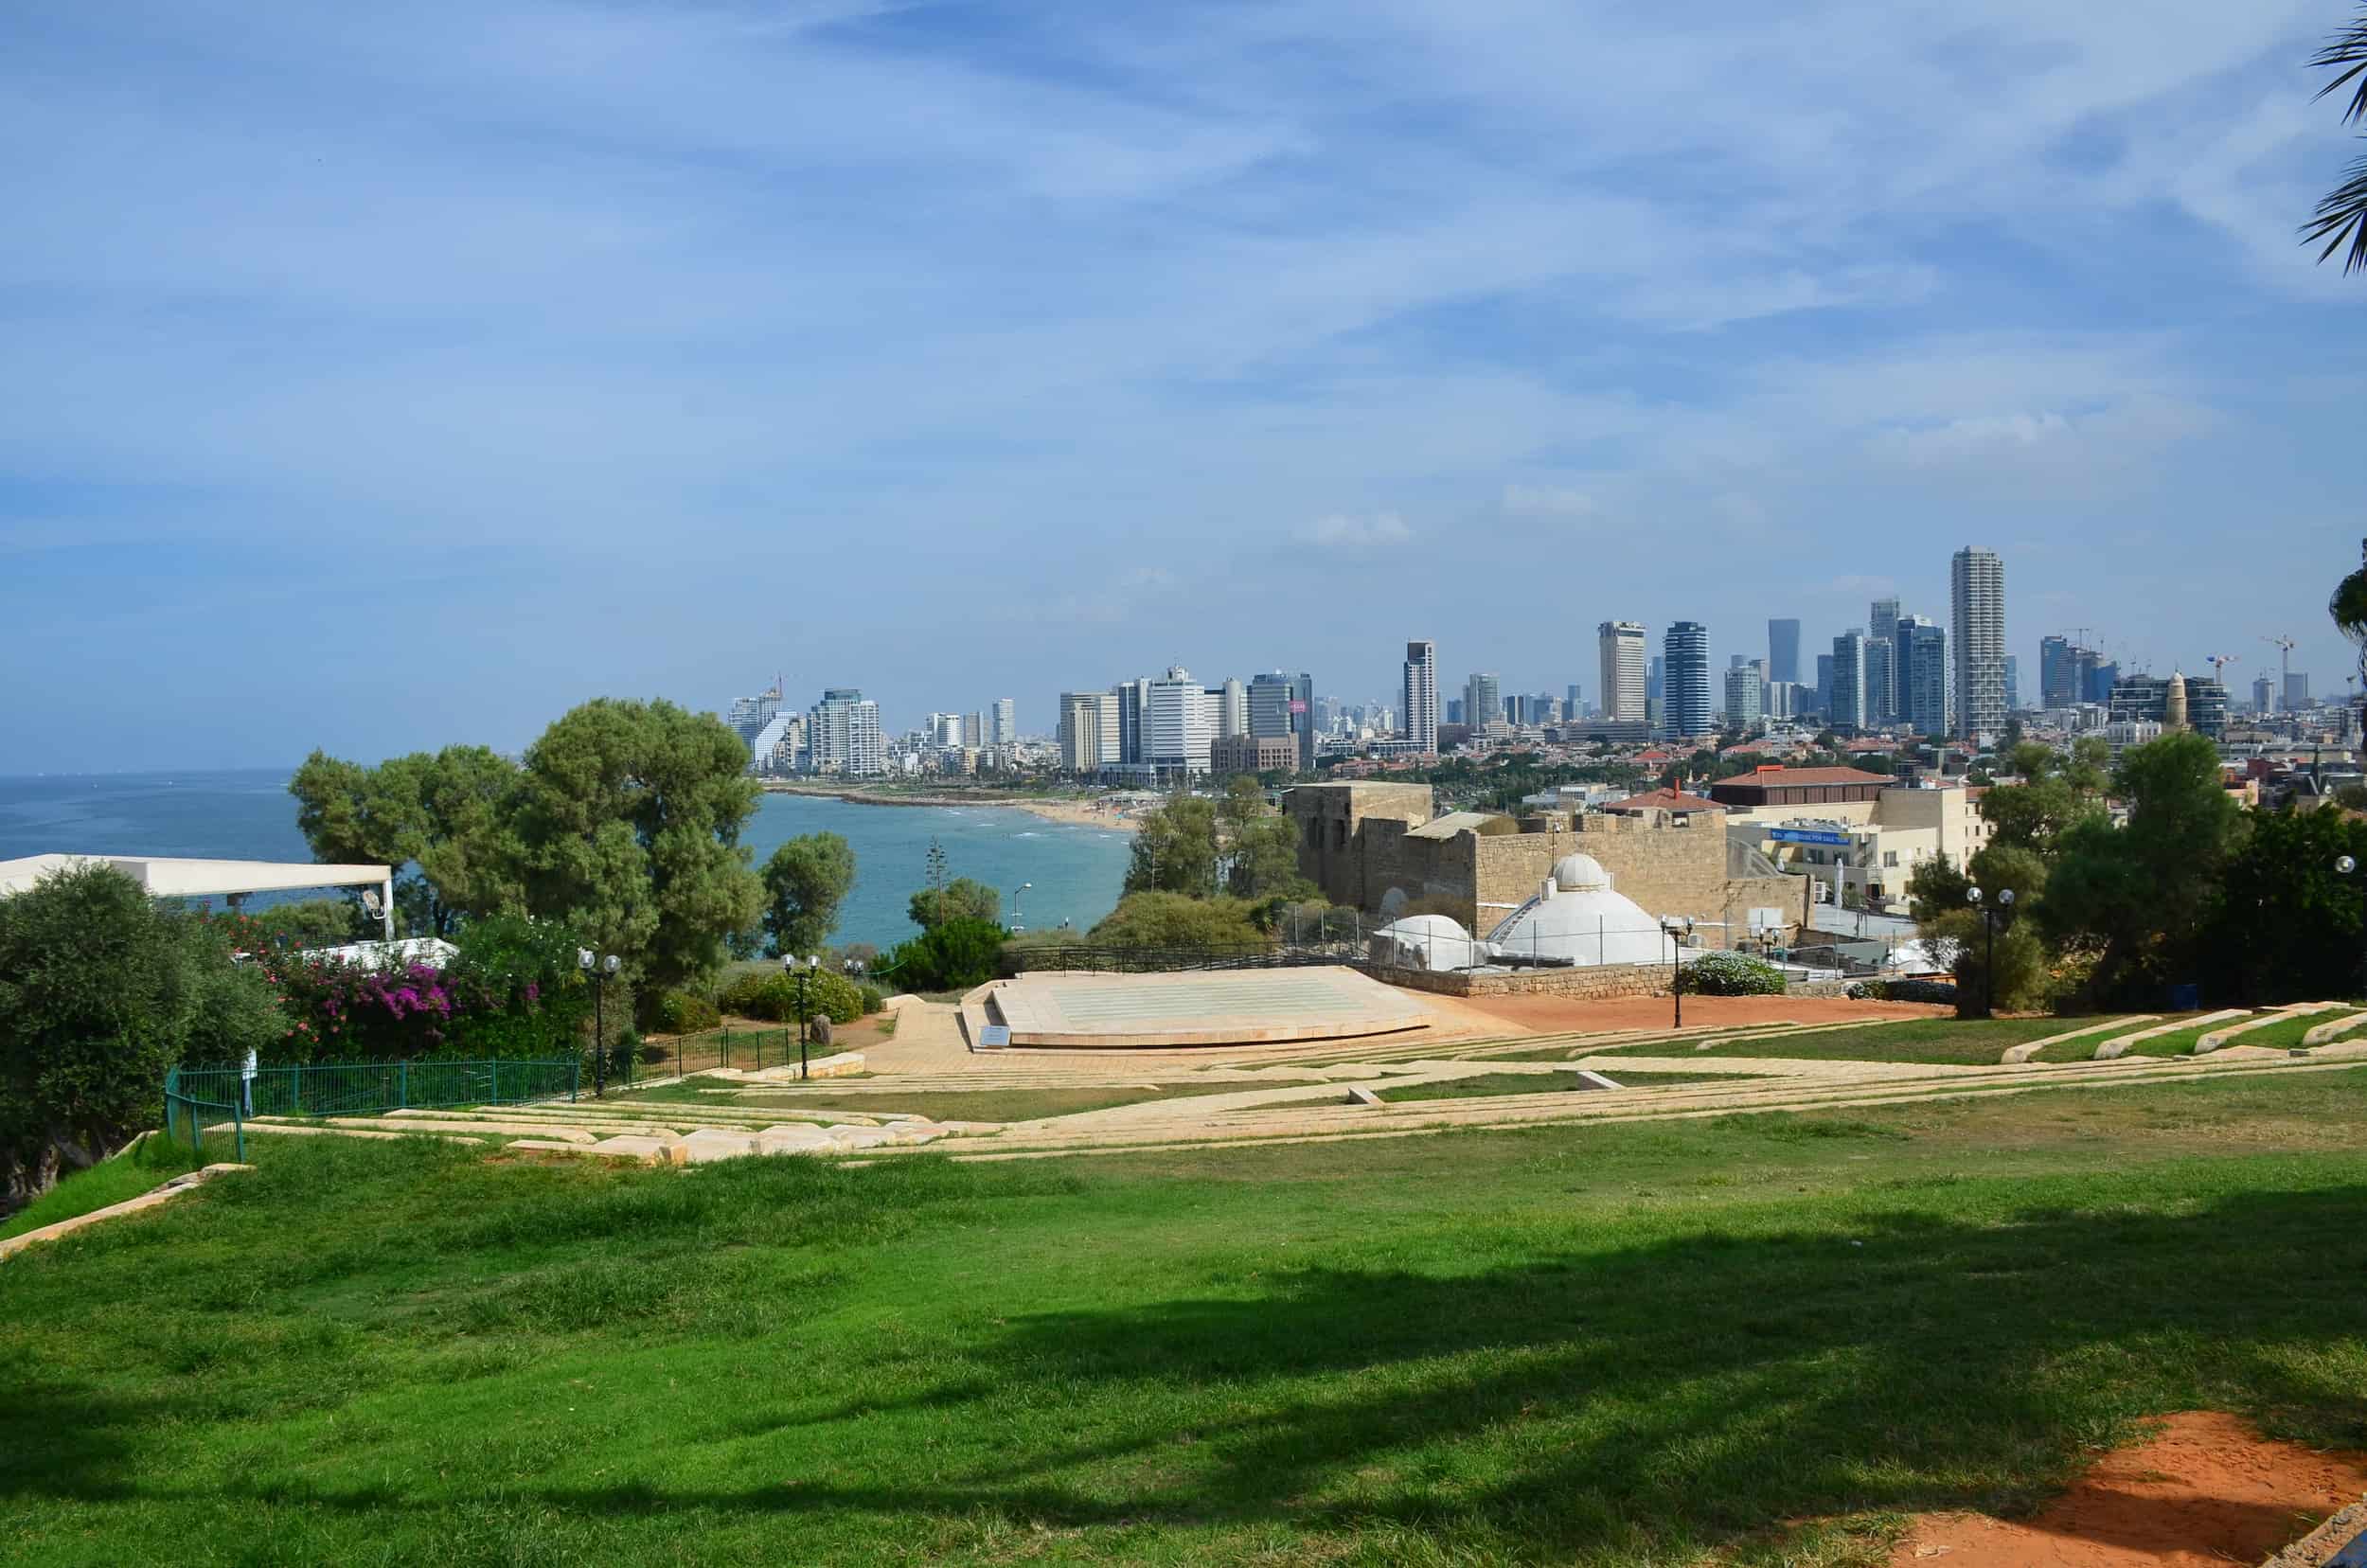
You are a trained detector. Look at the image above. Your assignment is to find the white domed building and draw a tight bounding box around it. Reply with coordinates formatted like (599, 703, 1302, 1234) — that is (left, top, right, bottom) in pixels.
(1484, 854, 1680, 968)
(1367, 912, 1487, 971)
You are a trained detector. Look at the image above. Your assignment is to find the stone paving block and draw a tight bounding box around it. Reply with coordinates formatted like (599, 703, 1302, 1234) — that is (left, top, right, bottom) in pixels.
(825, 1125, 898, 1150)
(756, 1124, 838, 1154)
(1345, 1086, 1383, 1106)
(587, 1135, 673, 1162)
(505, 1139, 600, 1156)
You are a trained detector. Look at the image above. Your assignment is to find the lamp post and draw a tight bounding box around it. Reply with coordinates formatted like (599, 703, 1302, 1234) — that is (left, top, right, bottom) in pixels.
(1965, 885, 2015, 1019)
(1012, 882, 1032, 932)
(2337, 855, 2364, 997)
(578, 949, 621, 1096)
(1661, 915, 1697, 1027)
(784, 953, 820, 1080)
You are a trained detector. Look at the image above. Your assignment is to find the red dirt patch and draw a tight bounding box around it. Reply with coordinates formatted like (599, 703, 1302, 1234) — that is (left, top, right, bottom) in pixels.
(1889, 1412, 2367, 1567)
(1456, 992, 1944, 1035)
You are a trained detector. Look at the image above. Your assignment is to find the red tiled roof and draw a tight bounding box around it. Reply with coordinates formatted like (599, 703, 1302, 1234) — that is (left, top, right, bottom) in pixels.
(1604, 787, 1724, 813)
(1717, 766, 1894, 787)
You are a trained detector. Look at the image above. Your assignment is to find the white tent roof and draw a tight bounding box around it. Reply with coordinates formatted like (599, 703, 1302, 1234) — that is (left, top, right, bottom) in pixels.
(0, 853, 392, 900)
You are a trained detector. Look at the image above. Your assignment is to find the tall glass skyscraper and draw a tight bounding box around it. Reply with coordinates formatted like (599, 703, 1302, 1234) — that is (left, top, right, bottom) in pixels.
(1401, 641, 1438, 751)
(1767, 618, 1802, 686)
(1664, 621, 1713, 738)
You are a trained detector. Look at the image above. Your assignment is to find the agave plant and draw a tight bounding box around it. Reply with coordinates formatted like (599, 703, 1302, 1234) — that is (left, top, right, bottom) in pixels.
(2305, 3, 2367, 272)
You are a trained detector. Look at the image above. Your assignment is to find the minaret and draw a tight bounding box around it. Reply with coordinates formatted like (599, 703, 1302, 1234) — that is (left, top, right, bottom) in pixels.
(2165, 670, 2189, 732)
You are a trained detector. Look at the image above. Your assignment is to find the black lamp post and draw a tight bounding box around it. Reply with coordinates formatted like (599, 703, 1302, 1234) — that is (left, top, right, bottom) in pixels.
(1662, 915, 1696, 1027)
(2337, 855, 2364, 997)
(784, 952, 820, 1080)
(1965, 885, 2015, 1019)
(579, 948, 620, 1096)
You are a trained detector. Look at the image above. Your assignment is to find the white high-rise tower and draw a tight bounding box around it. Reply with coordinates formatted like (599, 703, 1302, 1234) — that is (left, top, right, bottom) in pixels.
(1597, 621, 1646, 722)
(1950, 546, 2005, 742)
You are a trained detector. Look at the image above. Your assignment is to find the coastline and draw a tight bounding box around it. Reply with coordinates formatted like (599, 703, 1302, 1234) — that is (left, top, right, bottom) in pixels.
(760, 784, 1141, 833)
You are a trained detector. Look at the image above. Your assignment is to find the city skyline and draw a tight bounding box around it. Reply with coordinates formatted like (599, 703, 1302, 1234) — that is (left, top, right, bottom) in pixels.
(6, 2, 2364, 773)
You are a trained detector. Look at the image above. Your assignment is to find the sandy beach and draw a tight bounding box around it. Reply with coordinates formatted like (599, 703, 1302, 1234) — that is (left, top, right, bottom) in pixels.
(1003, 797, 1143, 832)
(760, 783, 1142, 831)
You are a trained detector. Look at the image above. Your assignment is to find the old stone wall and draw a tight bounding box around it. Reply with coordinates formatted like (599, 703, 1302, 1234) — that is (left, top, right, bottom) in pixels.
(1368, 960, 1671, 1000)
(1287, 782, 1436, 908)
(1293, 785, 1812, 944)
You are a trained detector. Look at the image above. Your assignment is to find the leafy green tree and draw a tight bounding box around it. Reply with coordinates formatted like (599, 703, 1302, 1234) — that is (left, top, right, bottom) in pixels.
(1126, 795, 1220, 896)
(289, 744, 525, 935)
(2203, 806, 2367, 1003)
(877, 918, 1006, 991)
(1089, 892, 1271, 949)
(0, 865, 285, 1206)
(759, 832, 857, 955)
(2041, 733, 2245, 1004)
(508, 699, 763, 995)
(1904, 855, 1970, 927)
(1927, 906, 2050, 1018)
(908, 876, 999, 932)
(1211, 776, 1316, 903)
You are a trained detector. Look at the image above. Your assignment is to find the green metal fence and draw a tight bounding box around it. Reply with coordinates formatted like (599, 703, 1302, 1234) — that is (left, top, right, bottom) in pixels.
(161, 1058, 580, 1156)
(162, 1073, 244, 1162)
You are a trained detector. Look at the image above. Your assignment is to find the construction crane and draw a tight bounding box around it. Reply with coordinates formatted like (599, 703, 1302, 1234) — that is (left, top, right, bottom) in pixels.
(2264, 635, 2297, 712)
(2204, 653, 2238, 684)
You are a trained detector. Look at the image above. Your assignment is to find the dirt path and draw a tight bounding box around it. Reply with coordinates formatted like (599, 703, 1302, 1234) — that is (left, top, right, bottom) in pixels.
(1456, 992, 1947, 1034)
(1889, 1411, 2367, 1567)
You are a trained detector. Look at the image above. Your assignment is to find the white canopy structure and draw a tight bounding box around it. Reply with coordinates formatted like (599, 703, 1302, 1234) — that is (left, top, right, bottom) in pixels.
(0, 854, 395, 938)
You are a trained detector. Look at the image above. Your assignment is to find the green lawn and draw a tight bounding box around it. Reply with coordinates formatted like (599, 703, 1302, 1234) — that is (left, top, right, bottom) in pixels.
(611, 1079, 1290, 1124)
(1375, 1070, 1753, 1103)
(5, 1069, 2365, 1566)
(2188, 1010, 2361, 1057)
(1589, 1015, 2087, 1065)
(0, 1135, 202, 1243)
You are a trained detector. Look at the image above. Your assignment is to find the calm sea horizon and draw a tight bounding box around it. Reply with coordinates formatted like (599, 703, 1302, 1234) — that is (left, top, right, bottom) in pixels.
(0, 769, 1130, 949)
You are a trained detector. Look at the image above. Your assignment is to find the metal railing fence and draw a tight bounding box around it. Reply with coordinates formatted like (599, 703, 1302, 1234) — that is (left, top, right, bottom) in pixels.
(162, 1057, 579, 1155)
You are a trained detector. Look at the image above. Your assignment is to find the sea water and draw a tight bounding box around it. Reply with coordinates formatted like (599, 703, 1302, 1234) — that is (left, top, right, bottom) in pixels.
(0, 770, 1130, 949)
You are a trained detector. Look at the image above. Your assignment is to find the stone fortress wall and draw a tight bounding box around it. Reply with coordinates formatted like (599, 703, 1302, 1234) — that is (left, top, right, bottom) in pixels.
(1287, 783, 1812, 949)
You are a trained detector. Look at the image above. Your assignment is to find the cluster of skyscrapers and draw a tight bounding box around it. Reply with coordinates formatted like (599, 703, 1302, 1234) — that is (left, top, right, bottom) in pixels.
(1058, 668, 1315, 782)
(723, 542, 2329, 781)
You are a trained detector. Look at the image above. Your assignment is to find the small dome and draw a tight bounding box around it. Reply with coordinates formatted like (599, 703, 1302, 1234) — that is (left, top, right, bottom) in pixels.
(1553, 853, 1611, 892)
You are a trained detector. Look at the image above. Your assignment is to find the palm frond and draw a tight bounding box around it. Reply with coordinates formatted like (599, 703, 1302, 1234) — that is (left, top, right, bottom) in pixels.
(2308, 7, 2367, 125)
(2302, 147, 2367, 274)
(2332, 566, 2367, 646)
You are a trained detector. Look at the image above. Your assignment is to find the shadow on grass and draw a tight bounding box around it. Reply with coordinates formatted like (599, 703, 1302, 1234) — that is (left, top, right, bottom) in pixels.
(9, 1184, 2365, 1561)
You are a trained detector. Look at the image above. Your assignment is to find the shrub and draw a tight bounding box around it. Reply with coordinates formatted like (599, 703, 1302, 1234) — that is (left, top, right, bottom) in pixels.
(716, 968, 864, 1024)
(650, 989, 721, 1035)
(878, 918, 1007, 992)
(1680, 952, 1787, 996)
(1088, 893, 1270, 951)
(857, 983, 885, 1015)
(1879, 977, 1959, 1006)
(0, 865, 286, 1208)
(1845, 979, 1886, 1001)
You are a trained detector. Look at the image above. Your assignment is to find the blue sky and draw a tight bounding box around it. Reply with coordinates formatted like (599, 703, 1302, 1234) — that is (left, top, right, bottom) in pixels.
(4, 0, 2364, 770)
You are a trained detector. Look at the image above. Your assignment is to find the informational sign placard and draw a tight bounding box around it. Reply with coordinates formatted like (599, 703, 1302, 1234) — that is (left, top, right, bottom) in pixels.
(1769, 828, 1854, 848)
(977, 1025, 1011, 1049)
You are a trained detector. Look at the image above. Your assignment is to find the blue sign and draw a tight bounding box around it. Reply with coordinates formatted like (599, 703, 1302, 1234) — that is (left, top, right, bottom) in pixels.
(1769, 828, 1854, 848)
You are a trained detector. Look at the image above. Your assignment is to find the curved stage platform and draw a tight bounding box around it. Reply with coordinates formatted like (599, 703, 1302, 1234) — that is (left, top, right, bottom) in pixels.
(970, 967, 1441, 1050)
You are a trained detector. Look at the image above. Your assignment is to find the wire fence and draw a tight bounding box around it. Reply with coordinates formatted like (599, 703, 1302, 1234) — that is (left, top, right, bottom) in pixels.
(1002, 943, 1361, 975)
(625, 1022, 836, 1084)
(161, 1058, 580, 1157)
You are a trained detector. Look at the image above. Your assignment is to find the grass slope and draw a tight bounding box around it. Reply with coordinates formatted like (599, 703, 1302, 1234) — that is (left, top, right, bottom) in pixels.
(4, 1070, 2364, 1566)
(0, 1136, 201, 1243)
(1375, 1070, 1751, 1103)
(612, 1080, 1277, 1123)
(1593, 1015, 2081, 1064)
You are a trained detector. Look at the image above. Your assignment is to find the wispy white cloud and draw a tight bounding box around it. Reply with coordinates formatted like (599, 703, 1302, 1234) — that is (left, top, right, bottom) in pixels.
(0, 0, 2359, 766)
(1300, 513, 1414, 549)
